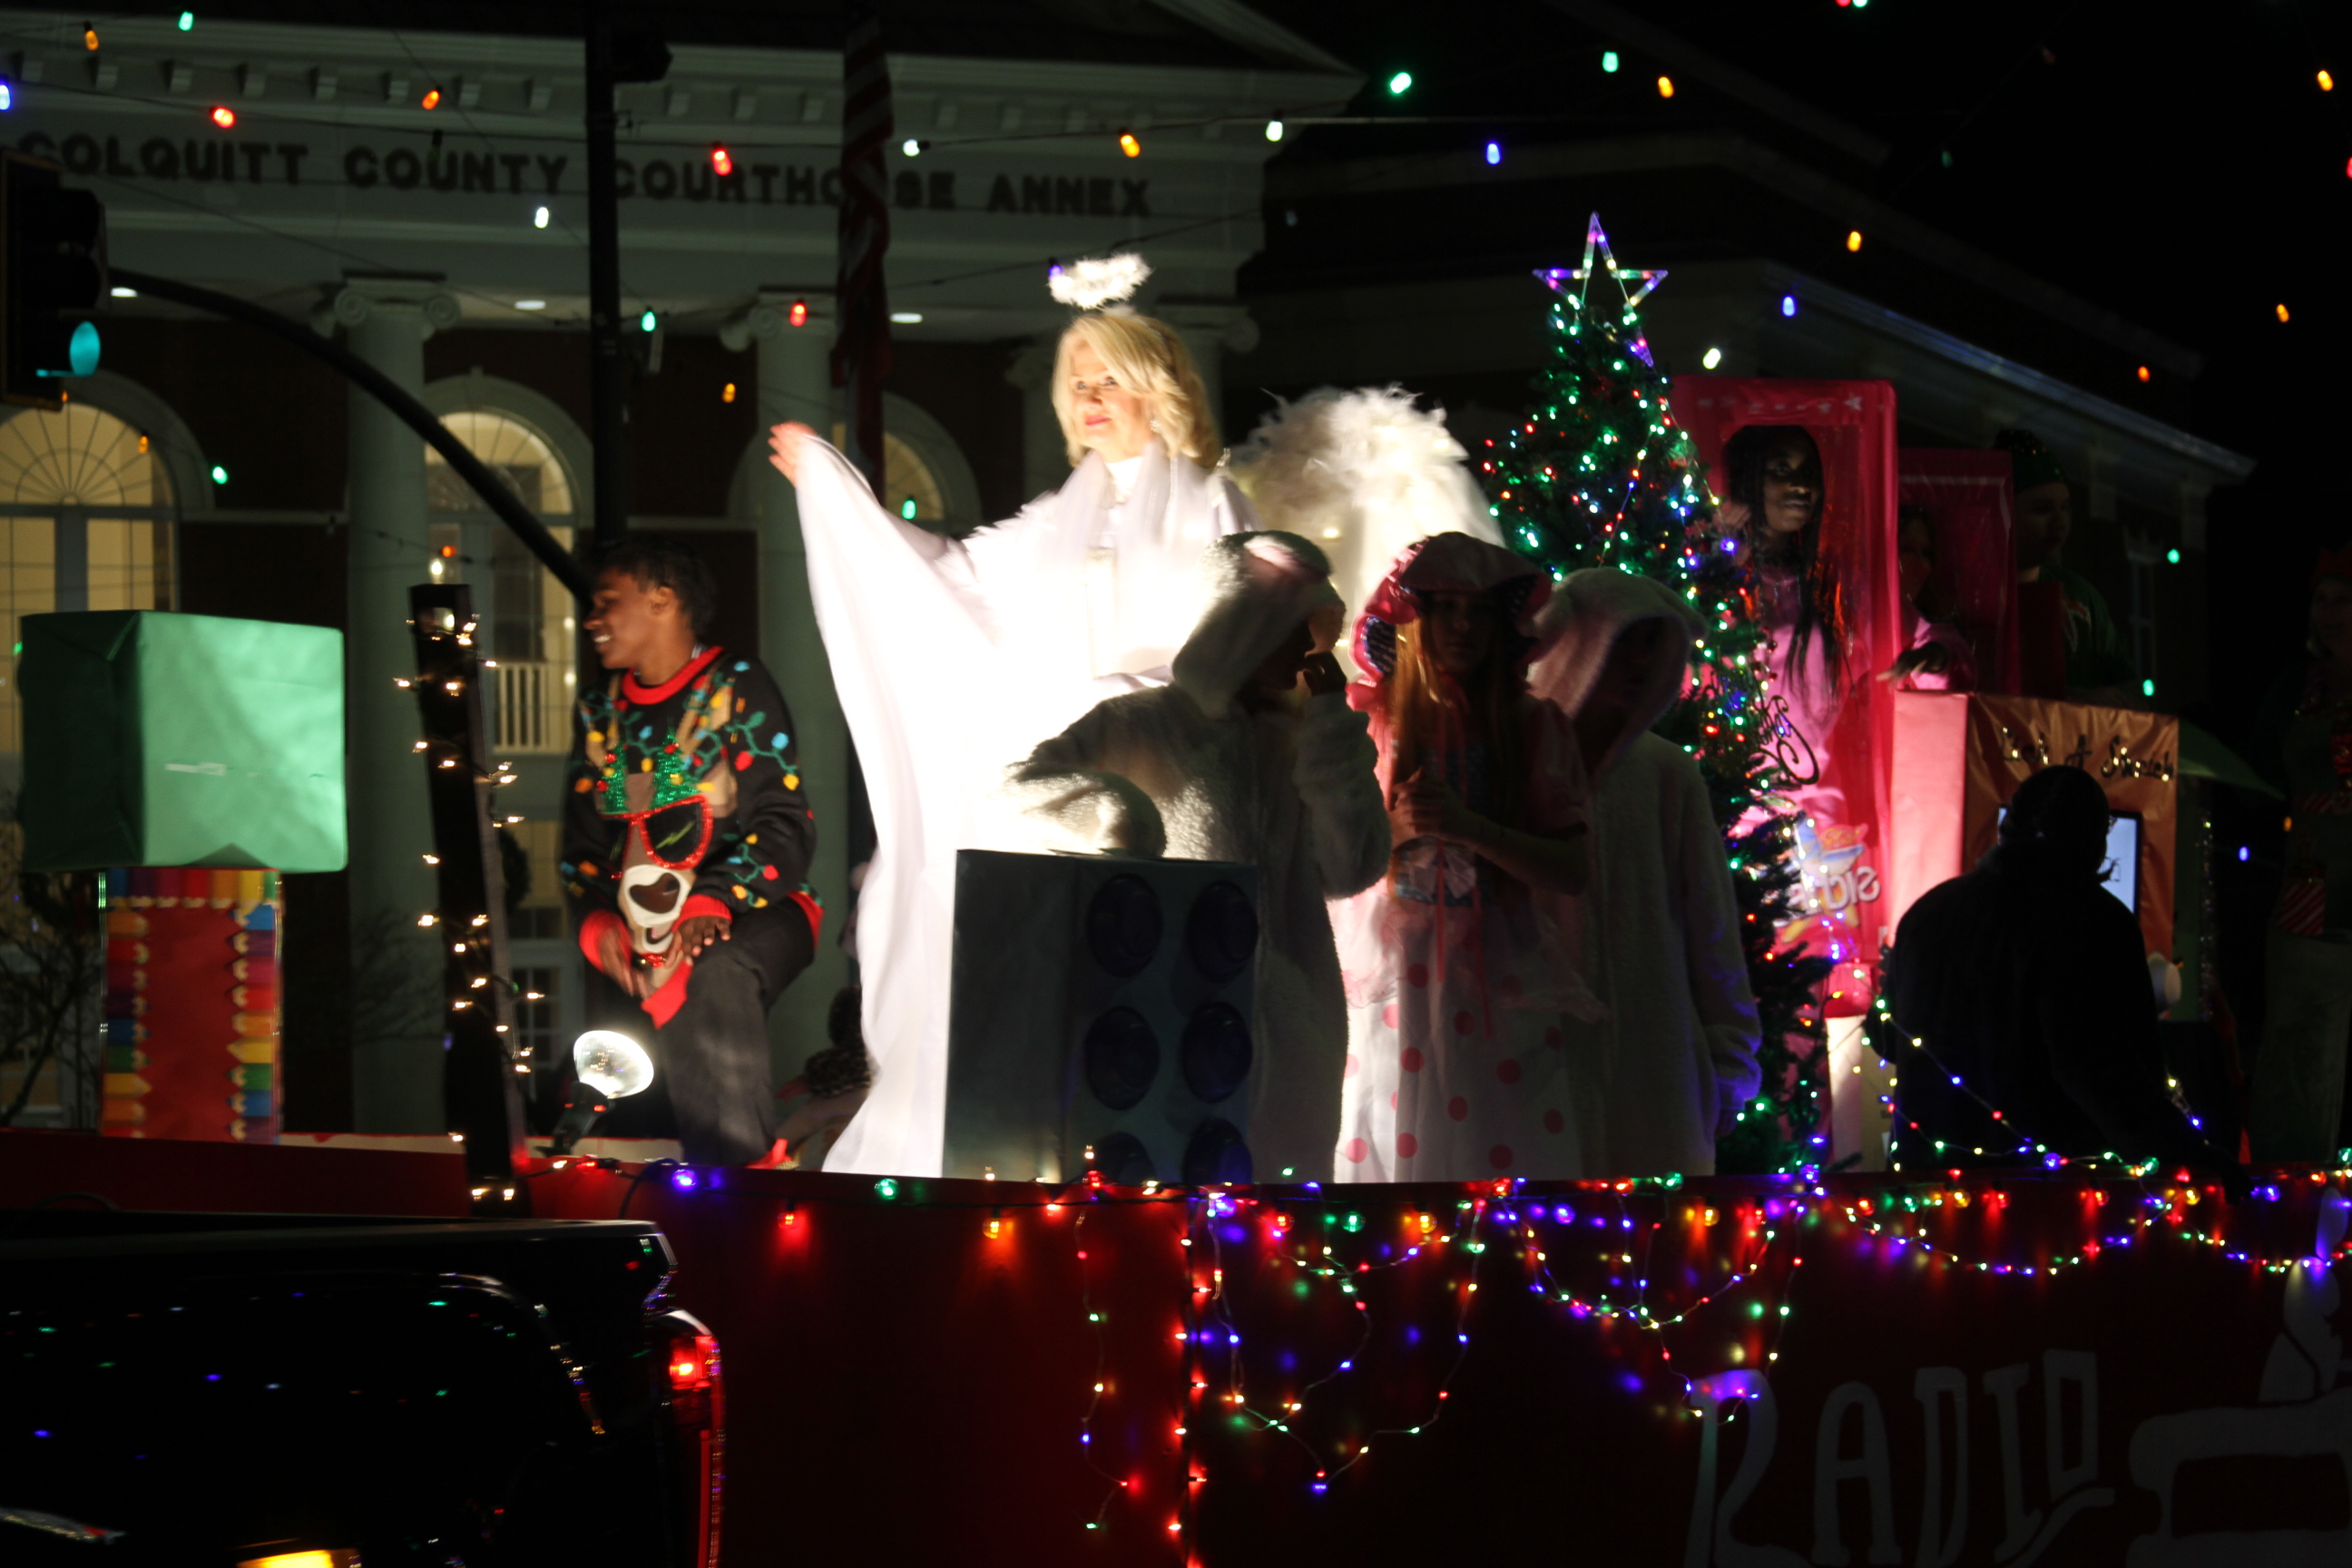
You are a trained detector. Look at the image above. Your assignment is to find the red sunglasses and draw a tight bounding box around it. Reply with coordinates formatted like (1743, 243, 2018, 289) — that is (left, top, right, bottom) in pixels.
(617, 796, 714, 870)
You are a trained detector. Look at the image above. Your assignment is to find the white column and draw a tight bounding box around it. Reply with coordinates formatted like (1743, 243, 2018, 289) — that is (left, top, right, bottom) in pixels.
(337, 276, 461, 1132)
(724, 292, 850, 1092)
(1004, 335, 1065, 503)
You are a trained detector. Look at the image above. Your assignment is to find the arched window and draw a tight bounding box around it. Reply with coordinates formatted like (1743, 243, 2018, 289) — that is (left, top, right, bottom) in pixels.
(730, 392, 982, 534)
(0, 400, 176, 751)
(423, 407, 580, 757)
(426, 411, 574, 516)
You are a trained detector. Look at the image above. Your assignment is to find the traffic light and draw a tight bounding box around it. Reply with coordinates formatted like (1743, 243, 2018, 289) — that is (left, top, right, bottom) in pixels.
(1, 152, 105, 408)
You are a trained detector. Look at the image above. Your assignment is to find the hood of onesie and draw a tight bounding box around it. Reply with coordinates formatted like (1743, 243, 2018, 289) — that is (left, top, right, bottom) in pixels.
(1528, 568, 1701, 773)
(1171, 531, 1344, 712)
(1351, 531, 1550, 687)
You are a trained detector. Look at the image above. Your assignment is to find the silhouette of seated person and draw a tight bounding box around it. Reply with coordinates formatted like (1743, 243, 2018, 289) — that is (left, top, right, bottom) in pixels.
(1886, 765, 2238, 1182)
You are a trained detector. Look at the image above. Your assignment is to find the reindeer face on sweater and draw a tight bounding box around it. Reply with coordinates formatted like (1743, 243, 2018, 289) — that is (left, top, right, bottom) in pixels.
(611, 769, 723, 956)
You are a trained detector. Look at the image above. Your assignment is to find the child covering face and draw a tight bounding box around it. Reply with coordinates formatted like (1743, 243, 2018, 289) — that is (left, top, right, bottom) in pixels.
(1527, 570, 1764, 1178)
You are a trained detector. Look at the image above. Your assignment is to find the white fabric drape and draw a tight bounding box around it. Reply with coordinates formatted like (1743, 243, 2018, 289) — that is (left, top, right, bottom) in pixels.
(793, 435, 1255, 1176)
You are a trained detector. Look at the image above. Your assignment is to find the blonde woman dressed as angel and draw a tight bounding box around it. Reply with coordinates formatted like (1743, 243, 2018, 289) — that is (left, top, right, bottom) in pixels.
(765, 255, 1258, 1177)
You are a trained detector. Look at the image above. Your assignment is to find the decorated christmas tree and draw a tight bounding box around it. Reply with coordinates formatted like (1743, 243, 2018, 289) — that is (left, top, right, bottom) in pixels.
(1480, 214, 1829, 1173)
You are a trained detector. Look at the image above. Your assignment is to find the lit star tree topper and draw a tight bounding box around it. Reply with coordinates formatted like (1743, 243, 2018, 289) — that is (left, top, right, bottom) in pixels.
(1484, 212, 1831, 1174)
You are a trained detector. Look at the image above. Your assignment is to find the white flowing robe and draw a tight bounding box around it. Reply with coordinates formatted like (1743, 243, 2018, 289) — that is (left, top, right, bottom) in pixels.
(793, 436, 1255, 1176)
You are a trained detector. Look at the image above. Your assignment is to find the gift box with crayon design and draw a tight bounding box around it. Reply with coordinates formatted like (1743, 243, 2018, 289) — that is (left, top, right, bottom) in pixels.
(100, 867, 281, 1143)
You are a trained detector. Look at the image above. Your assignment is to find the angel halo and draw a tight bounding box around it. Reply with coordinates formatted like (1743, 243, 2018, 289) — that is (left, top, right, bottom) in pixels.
(1047, 253, 1152, 313)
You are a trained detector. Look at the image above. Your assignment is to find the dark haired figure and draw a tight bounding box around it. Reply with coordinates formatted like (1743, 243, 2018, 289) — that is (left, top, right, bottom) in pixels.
(560, 535, 820, 1167)
(1717, 425, 1847, 803)
(1889, 504, 1975, 691)
(2248, 554, 2352, 1162)
(1991, 428, 2136, 704)
(1886, 766, 2233, 1180)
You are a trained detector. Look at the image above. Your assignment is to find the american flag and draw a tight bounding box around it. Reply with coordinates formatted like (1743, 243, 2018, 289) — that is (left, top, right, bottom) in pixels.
(831, 3, 893, 495)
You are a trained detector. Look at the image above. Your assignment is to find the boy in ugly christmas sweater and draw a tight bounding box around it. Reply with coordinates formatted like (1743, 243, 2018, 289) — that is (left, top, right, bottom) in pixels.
(563, 535, 820, 1167)
(1005, 532, 1391, 1182)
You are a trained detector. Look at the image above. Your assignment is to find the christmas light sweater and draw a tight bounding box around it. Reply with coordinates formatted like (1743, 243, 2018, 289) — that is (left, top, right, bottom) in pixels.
(561, 646, 819, 1024)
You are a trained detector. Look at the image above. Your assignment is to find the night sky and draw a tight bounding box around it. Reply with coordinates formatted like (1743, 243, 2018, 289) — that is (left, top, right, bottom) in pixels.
(1252, 0, 2347, 738)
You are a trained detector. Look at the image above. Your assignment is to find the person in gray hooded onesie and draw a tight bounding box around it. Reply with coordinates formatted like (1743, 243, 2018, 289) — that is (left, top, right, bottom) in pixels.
(1530, 569, 1763, 1177)
(1005, 531, 1391, 1181)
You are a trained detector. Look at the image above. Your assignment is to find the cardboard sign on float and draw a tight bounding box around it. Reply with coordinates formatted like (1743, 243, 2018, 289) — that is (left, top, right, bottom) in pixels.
(1890, 692, 2178, 961)
(1673, 377, 1900, 1016)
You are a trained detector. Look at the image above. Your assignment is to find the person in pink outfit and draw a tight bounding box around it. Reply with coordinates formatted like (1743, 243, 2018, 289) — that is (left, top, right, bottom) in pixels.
(1330, 534, 1597, 1182)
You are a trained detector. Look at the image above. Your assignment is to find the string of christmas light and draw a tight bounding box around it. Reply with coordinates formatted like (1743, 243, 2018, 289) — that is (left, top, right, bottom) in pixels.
(398, 604, 531, 1088)
(1852, 988, 2210, 1181)
(534, 1150, 2352, 1548)
(1195, 1194, 1490, 1489)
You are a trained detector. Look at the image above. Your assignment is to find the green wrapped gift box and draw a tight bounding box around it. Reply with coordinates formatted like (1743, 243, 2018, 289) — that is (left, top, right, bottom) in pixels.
(19, 611, 347, 872)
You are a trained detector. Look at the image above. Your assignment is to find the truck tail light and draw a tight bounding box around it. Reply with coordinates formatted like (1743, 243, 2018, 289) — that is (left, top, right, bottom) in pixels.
(664, 1316, 725, 1568)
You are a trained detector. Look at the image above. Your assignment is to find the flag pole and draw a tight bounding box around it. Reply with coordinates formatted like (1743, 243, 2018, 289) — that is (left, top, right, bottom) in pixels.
(832, 3, 895, 497)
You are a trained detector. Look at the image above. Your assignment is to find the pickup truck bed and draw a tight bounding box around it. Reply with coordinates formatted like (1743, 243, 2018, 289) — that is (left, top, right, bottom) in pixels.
(0, 1210, 717, 1567)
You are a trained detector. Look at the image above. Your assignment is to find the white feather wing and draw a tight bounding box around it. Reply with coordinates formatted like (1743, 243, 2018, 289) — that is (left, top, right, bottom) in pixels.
(1230, 387, 1502, 666)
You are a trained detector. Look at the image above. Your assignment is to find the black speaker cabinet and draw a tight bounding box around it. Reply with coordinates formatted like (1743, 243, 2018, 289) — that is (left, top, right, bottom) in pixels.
(944, 849, 1259, 1184)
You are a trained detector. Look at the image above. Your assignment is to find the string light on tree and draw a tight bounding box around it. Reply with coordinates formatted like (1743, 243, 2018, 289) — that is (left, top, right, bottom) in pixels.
(1493, 213, 1830, 1172)
(210, 105, 235, 129)
(421, 87, 442, 110)
(1657, 75, 1675, 98)
(1602, 50, 1621, 74)
(1846, 230, 1863, 252)
(1387, 71, 1413, 95)
(710, 143, 733, 176)
(1116, 129, 1141, 158)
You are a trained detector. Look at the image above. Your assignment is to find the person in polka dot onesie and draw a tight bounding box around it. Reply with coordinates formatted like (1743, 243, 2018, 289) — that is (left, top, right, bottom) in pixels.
(1330, 534, 1603, 1182)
